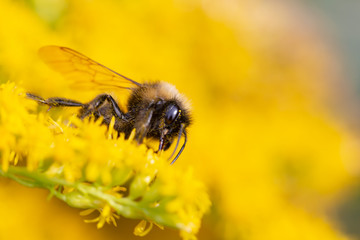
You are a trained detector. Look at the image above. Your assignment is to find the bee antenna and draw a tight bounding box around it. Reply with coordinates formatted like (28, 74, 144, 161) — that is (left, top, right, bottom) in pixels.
(169, 125, 187, 165)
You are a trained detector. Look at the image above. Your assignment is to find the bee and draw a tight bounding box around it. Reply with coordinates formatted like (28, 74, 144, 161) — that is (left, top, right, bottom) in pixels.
(27, 46, 191, 164)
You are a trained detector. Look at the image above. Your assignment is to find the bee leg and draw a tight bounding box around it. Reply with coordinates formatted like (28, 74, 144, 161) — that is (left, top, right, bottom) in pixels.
(26, 93, 83, 107)
(135, 108, 154, 144)
(81, 94, 126, 121)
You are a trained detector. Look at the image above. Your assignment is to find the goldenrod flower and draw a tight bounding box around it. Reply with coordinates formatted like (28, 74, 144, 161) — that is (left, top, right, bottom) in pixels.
(0, 82, 210, 239)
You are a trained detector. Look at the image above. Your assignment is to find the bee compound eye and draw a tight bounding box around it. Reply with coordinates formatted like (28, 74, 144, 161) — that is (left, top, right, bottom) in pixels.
(165, 104, 180, 125)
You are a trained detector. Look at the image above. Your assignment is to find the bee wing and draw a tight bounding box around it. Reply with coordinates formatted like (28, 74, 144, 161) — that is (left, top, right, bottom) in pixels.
(38, 46, 141, 91)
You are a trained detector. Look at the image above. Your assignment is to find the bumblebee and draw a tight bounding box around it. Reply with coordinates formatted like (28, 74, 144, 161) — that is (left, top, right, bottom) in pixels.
(28, 46, 191, 164)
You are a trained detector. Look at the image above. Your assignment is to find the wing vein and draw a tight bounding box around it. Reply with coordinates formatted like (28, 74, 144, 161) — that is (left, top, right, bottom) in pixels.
(39, 45, 141, 91)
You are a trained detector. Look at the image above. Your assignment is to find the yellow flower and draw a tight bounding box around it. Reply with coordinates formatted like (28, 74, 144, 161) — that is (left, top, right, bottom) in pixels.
(0, 82, 210, 239)
(134, 220, 154, 237)
(82, 204, 120, 229)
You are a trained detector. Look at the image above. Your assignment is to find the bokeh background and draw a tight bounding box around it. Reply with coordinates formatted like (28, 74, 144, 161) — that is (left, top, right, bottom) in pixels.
(1, 0, 360, 239)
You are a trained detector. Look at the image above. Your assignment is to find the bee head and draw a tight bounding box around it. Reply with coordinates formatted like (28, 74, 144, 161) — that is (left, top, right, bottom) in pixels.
(154, 99, 189, 137)
(155, 98, 191, 164)
(129, 82, 192, 163)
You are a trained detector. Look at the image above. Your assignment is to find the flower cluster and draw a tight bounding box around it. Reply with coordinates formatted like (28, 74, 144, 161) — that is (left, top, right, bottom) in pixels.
(0, 82, 210, 239)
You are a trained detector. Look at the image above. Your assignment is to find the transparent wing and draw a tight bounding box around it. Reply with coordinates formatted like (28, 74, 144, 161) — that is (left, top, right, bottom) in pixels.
(38, 46, 141, 91)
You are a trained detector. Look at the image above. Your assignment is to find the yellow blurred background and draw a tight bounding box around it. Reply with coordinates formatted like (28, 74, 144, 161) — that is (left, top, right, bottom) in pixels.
(1, 0, 360, 239)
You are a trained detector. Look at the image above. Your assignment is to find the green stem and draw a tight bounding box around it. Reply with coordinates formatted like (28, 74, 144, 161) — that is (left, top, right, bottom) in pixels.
(0, 165, 181, 230)
(0, 166, 146, 219)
